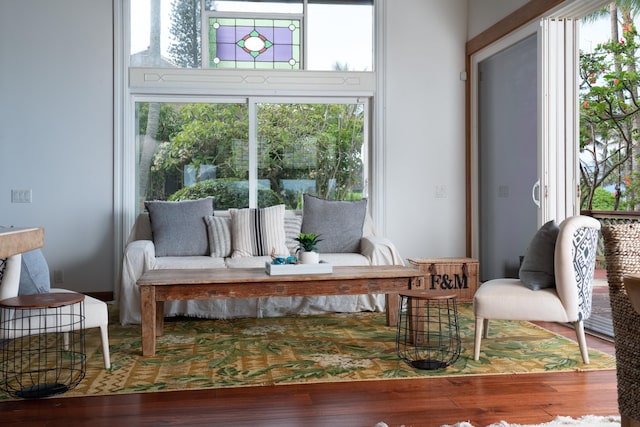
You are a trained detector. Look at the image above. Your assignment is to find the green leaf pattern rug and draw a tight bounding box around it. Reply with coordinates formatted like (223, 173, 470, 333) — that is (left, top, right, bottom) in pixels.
(0, 304, 615, 400)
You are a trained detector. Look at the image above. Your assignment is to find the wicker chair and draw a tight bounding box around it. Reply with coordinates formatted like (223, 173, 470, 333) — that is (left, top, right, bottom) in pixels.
(601, 222, 640, 426)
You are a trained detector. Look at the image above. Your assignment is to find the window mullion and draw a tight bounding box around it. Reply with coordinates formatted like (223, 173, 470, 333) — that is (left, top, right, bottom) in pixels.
(249, 98, 258, 208)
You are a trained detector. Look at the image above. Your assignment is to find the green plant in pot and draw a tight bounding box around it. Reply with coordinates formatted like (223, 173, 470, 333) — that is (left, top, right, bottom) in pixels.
(295, 233, 323, 264)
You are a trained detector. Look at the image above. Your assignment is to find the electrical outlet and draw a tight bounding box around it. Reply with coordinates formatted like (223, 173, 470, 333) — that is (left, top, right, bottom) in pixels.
(435, 185, 447, 198)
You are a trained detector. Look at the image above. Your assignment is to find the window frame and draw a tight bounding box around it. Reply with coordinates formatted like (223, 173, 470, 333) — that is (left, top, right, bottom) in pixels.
(202, 11, 305, 70)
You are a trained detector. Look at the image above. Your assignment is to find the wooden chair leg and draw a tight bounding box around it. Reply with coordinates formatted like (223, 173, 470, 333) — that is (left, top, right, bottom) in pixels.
(474, 317, 484, 361)
(100, 324, 111, 369)
(574, 320, 590, 364)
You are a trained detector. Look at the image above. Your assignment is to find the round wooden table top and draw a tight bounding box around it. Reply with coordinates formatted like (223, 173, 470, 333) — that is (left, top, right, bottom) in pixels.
(399, 290, 458, 300)
(0, 292, 84, 309)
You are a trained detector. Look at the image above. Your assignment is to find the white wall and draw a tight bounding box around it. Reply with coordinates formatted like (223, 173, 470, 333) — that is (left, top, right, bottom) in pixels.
(383, 0, 468, 260)
(467, 0, 529, 39)
(0, 0, 532, 294)
(0, 0, 114, 293)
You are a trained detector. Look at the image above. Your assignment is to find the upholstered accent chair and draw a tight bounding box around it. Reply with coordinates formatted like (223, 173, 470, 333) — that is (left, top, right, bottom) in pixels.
(0, 253, 111, 369)
(473, 215, 601, 364)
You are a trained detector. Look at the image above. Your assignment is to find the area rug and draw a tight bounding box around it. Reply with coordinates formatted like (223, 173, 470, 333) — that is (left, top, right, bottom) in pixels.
(440, 415, 621, 427)
(0, 304, 616, 400)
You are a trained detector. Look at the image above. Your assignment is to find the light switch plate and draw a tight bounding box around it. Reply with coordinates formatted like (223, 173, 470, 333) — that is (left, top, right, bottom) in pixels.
(11, 189, 32, 203)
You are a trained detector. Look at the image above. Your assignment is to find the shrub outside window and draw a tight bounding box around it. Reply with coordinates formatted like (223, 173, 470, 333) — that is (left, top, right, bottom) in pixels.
(135, 100, 368, 211)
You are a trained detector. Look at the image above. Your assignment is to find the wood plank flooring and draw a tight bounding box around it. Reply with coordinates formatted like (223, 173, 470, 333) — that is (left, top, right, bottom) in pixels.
(0, 320, 618, 427)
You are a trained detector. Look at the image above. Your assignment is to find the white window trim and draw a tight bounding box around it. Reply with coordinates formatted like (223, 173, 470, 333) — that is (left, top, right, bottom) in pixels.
(128, 67, 375, 96)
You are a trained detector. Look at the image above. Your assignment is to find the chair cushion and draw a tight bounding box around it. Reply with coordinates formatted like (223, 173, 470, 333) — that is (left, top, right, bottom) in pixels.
(473, 278, 568, 322)
(145, 198, 214, 257)
(229, 204, 289, 258)
(519, 220, 559, 290)
(301, 194, 367, 253)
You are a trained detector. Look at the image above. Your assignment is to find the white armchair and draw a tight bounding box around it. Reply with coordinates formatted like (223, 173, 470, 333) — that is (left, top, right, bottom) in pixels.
(473, 215, 601, 364)
(0, 253, 111, 369)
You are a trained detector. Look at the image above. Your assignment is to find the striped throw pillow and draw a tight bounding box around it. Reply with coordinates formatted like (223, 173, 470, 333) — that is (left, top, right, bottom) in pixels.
(204, 216, 232, 258)
(229, 205, 290, 258)
(284, 215, 303, 255)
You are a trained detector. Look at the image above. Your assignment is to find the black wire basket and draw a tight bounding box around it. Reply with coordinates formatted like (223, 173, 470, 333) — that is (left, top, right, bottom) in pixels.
(0, 293, 86, 399)
(396, 291, 460, 370)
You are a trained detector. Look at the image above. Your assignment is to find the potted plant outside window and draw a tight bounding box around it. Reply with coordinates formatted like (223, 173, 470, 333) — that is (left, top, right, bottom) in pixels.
(295, 233, 323, 264)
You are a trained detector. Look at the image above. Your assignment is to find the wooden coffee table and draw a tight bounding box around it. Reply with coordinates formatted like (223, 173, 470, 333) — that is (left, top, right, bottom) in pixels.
(137, 265, 423, 356)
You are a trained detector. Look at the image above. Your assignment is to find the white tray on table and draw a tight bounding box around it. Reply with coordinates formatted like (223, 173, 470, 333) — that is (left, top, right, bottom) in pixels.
(265, 261, 333, 276)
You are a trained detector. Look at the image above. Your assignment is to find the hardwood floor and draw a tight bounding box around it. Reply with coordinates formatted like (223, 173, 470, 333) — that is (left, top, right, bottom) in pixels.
(0, 321, 618, 427)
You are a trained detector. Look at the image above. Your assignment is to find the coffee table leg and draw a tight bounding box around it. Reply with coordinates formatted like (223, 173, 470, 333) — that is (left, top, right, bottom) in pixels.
(156, 301, 165, 337)
(140, 286, 157, 356)
(386, 293, 399, 326)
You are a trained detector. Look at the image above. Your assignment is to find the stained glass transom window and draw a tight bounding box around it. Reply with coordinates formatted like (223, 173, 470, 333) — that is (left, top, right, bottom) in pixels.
(208, 17, 301, 69)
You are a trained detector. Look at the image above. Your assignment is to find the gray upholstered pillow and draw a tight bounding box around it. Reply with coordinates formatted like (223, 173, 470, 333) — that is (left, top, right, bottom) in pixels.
(301, 194, 367, 253)
(519, 220, 560, 290)
(19, 249, 51, 295)
(204, 215, 232, 258)
(145, 198, 214, 257)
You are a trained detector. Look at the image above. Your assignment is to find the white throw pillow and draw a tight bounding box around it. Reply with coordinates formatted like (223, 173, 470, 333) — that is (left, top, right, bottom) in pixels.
(229, 205, 290, 258)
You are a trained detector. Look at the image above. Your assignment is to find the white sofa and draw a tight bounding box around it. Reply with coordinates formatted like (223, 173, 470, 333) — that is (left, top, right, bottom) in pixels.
(119, 208, 404, 325)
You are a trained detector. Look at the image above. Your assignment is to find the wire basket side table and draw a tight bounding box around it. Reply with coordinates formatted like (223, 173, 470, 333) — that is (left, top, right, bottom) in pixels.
(396, 291, 460, 370)
(0, 293, 86, 399)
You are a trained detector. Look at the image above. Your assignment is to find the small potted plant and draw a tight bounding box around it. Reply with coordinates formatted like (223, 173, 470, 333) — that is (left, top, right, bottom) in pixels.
(295, 233, 323, 264)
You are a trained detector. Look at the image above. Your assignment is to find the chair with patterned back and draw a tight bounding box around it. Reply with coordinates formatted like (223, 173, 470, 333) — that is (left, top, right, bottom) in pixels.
(473, 215, 601, 364)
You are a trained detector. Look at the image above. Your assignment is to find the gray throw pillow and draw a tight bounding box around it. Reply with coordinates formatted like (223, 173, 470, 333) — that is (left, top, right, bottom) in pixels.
(19, 249, 51, 295)
(301, 194, 367, 253)
(145, 198, 214, 257)
(519, 220, 560, 290)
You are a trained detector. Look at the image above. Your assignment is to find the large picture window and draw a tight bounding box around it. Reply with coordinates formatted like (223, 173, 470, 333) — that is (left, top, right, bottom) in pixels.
(135, 99, 368, 211)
